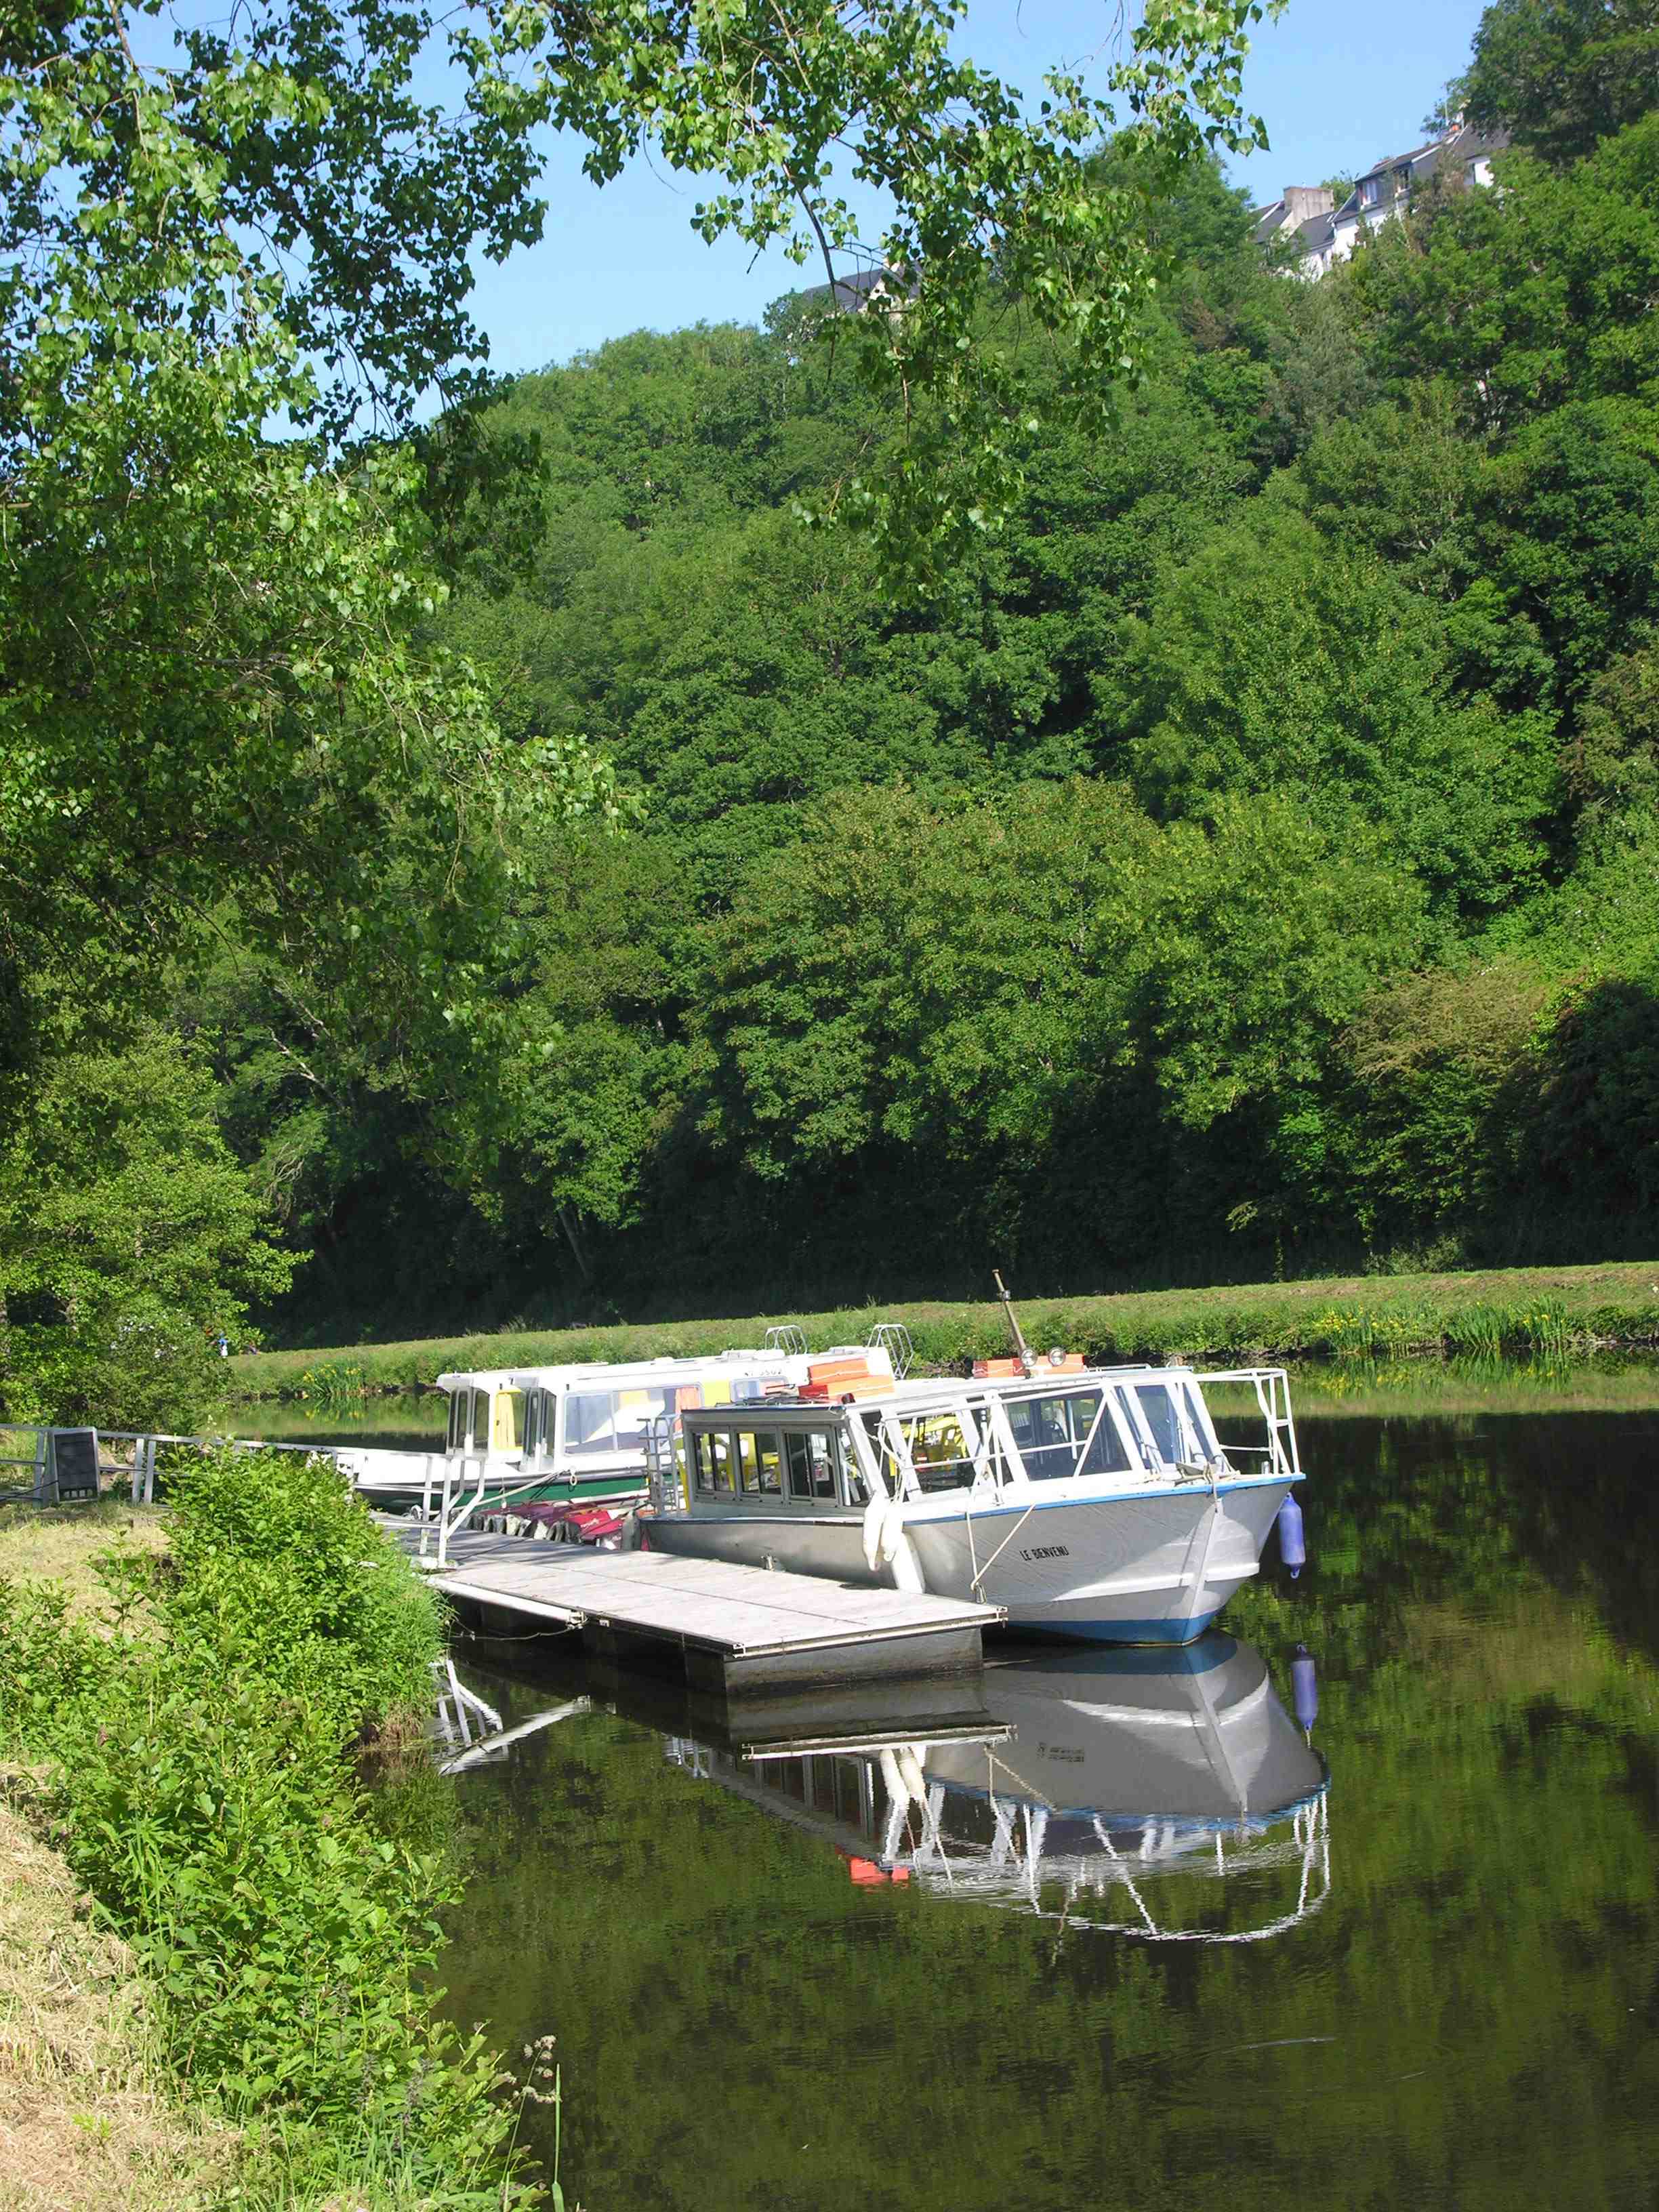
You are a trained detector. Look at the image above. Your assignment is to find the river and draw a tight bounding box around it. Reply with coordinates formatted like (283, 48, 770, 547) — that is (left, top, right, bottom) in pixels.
(364, 1366, 1659, 2209)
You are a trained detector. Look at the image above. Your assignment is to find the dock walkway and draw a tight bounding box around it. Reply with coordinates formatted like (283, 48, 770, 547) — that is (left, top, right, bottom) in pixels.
(386, 1524, 1002, 1692)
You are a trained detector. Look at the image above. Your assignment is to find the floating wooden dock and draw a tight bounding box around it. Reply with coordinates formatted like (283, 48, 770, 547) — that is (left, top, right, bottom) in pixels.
(388, 1526, 1003, 1693)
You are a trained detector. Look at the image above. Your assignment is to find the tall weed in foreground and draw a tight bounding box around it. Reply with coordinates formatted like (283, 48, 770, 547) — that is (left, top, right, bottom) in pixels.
(0, 1449, 546, 2209)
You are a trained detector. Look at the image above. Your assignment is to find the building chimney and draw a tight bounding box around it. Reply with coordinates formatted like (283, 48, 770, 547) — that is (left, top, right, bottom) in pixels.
(1283, 184, 1335, 224)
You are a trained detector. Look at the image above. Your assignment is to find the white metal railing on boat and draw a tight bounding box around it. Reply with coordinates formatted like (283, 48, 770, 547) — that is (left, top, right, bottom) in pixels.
(867, 1322, 915, 1380)
(1197, 1368, 1302, 1479)
(762, 1324, 808, 1358)
(411, 1453, 619, 1570)
(644, 1413, 685, 1515)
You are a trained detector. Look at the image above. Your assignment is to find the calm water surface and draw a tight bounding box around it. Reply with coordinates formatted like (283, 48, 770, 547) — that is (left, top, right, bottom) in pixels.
(237, 1390, 444, 1451)
(426, 1387, 1659, 2212)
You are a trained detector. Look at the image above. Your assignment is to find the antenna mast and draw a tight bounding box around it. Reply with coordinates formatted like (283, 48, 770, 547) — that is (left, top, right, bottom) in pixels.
(993, 1269, 1036, 1377)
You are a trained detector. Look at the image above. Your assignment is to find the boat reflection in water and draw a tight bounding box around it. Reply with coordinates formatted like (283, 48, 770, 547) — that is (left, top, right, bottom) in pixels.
(663, 1634, 1331, 1943)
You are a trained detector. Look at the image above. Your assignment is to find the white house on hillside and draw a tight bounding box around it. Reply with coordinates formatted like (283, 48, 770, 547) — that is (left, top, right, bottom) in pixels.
(1250, 184, 1336, 267)
(1255, 119, 1508, 280)
(1325, 120, 1508, 266)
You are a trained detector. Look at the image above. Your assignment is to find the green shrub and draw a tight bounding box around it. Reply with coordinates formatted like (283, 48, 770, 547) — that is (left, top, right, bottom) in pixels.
(0, 1448, 543, 2209)
(161, 1446, 445, 1733)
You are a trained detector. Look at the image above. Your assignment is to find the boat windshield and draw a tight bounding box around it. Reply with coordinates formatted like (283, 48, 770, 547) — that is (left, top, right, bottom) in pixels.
(863, 1410, 977, 1494)
(1004, 1391, 1130, 1481)
(1130, 1380, 1212, 1467)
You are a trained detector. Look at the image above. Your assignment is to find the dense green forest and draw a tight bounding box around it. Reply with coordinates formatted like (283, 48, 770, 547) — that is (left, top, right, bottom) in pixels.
(264, 18, 1659, 1336)
(6, 0, 1659, 1407)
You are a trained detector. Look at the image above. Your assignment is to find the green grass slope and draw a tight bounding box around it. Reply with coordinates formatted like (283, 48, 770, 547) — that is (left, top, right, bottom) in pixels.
(233, 1259, 1659, 1395)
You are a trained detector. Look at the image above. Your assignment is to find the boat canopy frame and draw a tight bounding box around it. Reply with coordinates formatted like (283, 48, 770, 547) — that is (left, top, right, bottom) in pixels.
(677, 1366, 1299, 1510)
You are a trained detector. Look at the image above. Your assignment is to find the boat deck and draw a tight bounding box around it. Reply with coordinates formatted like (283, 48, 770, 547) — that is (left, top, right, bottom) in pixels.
(384, 1523, 1002, 1692)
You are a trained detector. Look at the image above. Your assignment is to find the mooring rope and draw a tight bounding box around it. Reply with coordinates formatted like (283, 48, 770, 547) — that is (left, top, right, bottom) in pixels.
(968, 1499, 1039, 1601)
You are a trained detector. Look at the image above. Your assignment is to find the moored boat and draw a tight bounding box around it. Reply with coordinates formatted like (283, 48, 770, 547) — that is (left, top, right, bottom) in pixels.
(347, 1334, 901, 1523)
(642, 1359, 1305, 1644)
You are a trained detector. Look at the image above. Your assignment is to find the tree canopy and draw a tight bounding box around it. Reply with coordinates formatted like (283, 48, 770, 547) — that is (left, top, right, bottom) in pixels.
(1467, 0, 1659, 166)
(0, 0, 1296, 1413)
(9, 0, 1659, 1393)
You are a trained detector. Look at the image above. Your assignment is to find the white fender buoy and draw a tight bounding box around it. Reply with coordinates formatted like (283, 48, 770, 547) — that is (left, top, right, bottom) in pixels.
(889, 1530, 926, 1594)
(877, 1500, 904, 1563)
(878, 1745, 909, 1810)
(895, 1744, 928, 1802)
(861, 1490, 886, 1574)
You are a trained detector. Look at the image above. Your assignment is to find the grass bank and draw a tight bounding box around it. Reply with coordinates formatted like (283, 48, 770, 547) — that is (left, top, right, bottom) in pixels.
(0, 1793, 240, 2212)
(234, 1258, 1659, 1398)
(0, 1459, 552, 2211)
(0, 1500, 170, 1625)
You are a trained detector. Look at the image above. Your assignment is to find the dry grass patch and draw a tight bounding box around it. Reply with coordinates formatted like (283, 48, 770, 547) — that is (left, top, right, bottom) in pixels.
(0, 1505, 169, 1631)
(0, 1788, 237, 2212)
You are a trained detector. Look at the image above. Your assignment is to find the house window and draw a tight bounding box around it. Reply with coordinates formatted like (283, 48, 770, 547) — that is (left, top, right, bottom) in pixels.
(1359, 176, 1380, 207)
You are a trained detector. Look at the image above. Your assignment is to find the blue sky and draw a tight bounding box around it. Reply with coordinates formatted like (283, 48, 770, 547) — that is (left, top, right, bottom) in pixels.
(468, 0, 1491, 377)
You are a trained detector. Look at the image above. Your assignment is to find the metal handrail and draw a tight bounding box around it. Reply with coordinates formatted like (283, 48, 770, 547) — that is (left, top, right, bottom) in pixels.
(867, 1322, 915, 1380)
(1193, 1367, 1302, 1479)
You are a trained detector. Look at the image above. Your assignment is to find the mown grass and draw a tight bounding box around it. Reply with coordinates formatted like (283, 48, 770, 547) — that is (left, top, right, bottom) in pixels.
(232, 1259, 1659, 1397)
(0, 1501, 169, 1629)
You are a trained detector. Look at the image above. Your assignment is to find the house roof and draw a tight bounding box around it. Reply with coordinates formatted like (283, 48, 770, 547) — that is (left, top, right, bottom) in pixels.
(1332, 120, 1509, 226)
(1251, 197, 1336, 262)
(796, 264, 913, 314)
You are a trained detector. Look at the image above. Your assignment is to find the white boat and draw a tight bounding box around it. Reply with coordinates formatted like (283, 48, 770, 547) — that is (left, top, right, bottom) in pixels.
(347, 1331, 903, 1530)
(642, 1360, 1303, 1644)
(663, 1635, 1331, 1940)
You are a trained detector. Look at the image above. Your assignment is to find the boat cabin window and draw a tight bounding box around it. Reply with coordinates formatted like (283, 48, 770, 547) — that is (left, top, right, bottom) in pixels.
(1006, 1391, 1129, 1481)
(1177, 1380, 1220, 1459)
(865, 1410, 976, 1494)
(691, 1429, 736, 1496)
(738, 1428, 783, 1496)
(785, 1430, 839, 1503)
(564, 1386, 672, 1458)
(1112, 1386, 1156, 1469)
(489, 1390, 525, 1454)
(446, 1391, 470, 1452)
(1131, 1381, 1206, 1467)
